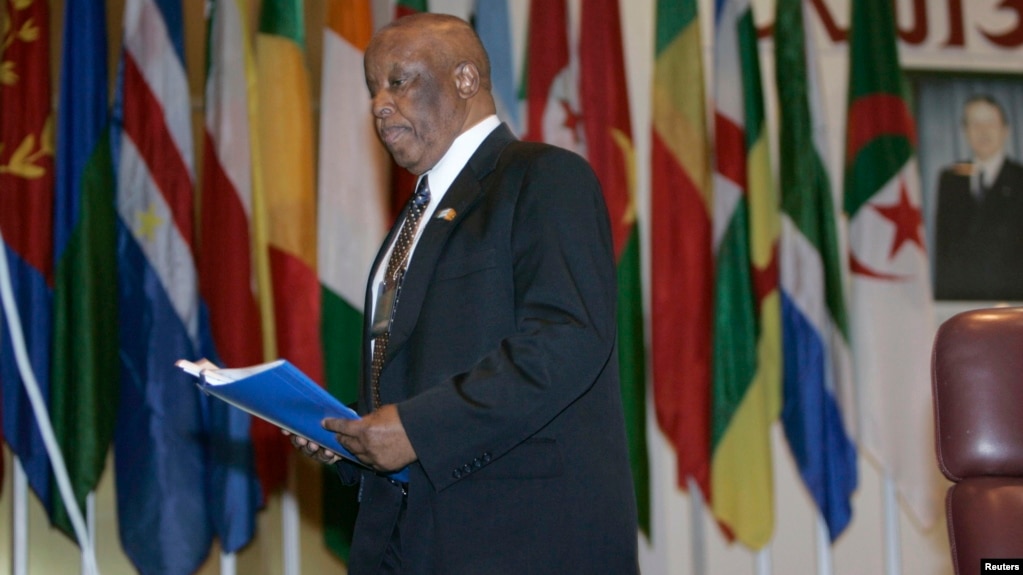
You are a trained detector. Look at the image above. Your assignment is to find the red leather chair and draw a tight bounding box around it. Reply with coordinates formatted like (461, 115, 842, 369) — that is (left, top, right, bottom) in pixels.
(932, 306, 1023, 575)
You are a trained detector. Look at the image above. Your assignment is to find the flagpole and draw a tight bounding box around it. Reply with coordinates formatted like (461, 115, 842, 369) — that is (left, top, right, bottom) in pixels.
(84, 492, 97, 575)
(0, 229, 100, 575)
(687, 477, 707, 575)
(13, 462, 27, 575)
(815, 513, 833, 575)
(754, 546, 771, 575)
(883, 471, 902, 575)
(283, 488, 300, 575)
(221, 551, 236, 575)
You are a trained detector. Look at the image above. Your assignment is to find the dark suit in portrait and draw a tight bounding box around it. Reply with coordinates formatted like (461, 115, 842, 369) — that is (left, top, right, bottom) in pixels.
(933, 158, 1023, 300)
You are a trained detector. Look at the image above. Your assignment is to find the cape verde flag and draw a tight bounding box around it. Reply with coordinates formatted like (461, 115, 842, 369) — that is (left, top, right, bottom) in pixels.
(0, 0, 55, 510)
(112, 0, 215, 571)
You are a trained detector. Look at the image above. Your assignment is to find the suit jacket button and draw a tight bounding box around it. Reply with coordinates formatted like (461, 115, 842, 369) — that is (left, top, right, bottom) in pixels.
(482, 452, 492, 463)
(461, 464, 472, 474)
(472, 457, 482, 469)
(452, 469, 462, 479)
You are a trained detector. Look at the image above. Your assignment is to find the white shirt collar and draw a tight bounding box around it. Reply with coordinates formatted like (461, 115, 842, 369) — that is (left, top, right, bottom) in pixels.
(419, 115, 501, 205)
(974, 151, 1006, 191)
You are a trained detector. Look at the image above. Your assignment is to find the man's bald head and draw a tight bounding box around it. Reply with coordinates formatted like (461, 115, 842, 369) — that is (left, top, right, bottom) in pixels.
(372, 13, 493, 92)
(364, 13, 497, 174)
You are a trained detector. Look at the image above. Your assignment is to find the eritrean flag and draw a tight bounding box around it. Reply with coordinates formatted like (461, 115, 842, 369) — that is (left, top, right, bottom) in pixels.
(0, 0, 55, 512)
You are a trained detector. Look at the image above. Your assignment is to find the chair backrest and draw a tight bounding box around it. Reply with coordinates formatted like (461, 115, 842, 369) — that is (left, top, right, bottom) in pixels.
(932, 306, 1023, 575)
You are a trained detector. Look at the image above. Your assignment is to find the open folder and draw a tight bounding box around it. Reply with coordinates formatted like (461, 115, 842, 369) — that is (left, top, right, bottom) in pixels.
(176, 358, 409, 482)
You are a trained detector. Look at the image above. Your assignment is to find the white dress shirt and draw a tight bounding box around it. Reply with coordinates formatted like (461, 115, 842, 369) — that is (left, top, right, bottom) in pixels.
(369, 115, 501, 331)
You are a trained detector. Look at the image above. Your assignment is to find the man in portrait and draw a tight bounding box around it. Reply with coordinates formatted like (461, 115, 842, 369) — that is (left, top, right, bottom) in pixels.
(933, 94, 1023, 300)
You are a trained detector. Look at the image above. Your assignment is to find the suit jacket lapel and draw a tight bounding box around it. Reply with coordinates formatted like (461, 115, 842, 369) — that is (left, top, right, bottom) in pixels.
(383, 124, 515, 361)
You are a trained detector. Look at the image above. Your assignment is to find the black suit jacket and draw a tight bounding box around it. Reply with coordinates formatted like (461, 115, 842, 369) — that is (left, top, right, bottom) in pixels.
(933, 157, 1023, 300)
(343, 124, 639, 574)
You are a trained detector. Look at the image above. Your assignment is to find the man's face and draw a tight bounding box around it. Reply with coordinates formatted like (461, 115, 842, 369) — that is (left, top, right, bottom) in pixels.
(963, 101, 1009, 162)
(364, 29, 463, 175)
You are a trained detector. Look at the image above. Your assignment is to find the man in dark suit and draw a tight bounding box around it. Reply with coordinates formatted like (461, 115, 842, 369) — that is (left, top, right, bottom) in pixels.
(294, 13, 638, 575)
(934, 94, 1023, 300)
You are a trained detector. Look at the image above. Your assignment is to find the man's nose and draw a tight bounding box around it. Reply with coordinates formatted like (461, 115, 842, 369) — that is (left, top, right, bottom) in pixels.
(372, 91, 393, 118)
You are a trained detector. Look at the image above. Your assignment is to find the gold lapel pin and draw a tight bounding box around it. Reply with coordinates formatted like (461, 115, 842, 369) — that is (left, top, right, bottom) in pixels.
(435, 208, 457, 221)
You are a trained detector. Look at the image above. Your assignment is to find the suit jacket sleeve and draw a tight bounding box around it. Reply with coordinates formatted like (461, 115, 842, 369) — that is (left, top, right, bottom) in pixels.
(396, 145, 618, 492)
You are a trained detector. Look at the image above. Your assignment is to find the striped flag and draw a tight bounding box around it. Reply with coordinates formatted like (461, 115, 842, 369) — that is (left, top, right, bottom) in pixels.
(522, 0, 582, 155)
(0, 0, 55, 511)
(650, 0, 713, 496)
(255, 0, 323, 494)
(112, 0, 214, 571)
(473, 0, 521, 135)
(844, 0, 941, 529)
(387, 0, 429, 220)
(710, 0, 781, 549)
(199, 0, 264, 551)
(317, 0, 388, 560)
(775, 0, 857, 540)
(579, 0, 650, 536)
(50, 0, 119, 540)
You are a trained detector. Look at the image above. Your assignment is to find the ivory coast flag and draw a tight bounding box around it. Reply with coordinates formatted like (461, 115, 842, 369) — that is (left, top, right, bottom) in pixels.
(650, 0, 713, 497)
(710, 0, 781, 549)
(318, 0, 389, 560)
(256, 0, 324, 494)
(579, 0, 649, 536)
(844, 0, 941, 529)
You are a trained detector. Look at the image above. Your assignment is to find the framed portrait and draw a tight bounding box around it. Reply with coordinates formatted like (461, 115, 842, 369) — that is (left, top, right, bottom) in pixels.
(911, 71, 1023, 305)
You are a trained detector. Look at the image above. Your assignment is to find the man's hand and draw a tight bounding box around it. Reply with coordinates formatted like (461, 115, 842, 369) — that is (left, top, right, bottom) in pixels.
(325, 404, 417, 472)
(287, 431, 343, 465)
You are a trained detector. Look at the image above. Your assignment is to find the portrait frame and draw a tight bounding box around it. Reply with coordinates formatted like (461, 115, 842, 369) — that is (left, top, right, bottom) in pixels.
(909, 70, 1023, 307)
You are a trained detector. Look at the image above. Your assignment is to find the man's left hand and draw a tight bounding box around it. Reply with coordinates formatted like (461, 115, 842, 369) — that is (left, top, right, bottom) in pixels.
(324, 404, 417, 472)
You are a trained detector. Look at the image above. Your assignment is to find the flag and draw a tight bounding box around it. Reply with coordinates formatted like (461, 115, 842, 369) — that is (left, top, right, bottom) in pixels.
(317, 0, 388, 560)
(522, 0, 582, 154)
(650, 0, 713, 496)
(0, 0, 54, 511)
(199, 0, 264, 551)
(387, 0, 429, 220)
(50, 0, 119, 540)
(710, 0, 781, 549)
(112, 0, 214, 571)
(473, 0, 521, 134)
(844, 0, 941, 529)
(775, 0, 858, 541)
(256, 0, 323, 494)
(579, 0, 650, 536)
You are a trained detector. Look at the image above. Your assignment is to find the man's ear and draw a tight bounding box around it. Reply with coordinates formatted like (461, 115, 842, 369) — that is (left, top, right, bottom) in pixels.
(454, 61, 480, 99)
